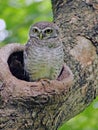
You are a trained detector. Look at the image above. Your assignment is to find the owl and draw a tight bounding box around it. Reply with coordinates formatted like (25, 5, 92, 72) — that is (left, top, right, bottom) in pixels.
(24, 21, 64, 81)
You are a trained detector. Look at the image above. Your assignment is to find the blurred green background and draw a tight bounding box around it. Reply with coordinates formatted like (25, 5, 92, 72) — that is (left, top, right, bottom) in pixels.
(0, 0, 98, 129)
(0, 0, 53, 47)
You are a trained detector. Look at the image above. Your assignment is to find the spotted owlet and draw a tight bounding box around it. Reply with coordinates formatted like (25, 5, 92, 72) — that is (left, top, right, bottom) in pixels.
(24, 22, 64, 81)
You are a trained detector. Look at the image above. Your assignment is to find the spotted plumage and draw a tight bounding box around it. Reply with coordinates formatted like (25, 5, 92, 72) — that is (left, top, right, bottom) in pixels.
(24, 22, 64, 81)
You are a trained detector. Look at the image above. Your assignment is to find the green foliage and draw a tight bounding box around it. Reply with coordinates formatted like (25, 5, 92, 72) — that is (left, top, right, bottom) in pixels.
(0, 0, 98, 129)
(0, 0, 52, 46)
(60, 97, 98, 130)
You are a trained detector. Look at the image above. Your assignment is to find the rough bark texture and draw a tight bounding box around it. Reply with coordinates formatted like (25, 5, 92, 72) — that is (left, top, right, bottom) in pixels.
(52, 0, 98, 96)
(0, 0, 98, 130)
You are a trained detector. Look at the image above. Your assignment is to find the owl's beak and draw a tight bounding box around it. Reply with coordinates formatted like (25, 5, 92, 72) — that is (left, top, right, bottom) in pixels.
(39, 33, 44, 40)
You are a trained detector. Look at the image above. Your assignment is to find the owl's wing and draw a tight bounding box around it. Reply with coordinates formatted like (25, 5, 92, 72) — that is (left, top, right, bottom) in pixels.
(25, 40, 31, 57)
(24, 40, 32, 81)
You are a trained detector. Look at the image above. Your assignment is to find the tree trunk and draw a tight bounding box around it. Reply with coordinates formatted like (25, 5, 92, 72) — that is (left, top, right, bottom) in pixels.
(0, 0, 98, 130)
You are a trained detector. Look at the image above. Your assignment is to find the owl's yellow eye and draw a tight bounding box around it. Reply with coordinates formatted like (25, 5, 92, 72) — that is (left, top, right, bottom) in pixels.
(45, 29, 53, 34)
(33, 28, 39, 33)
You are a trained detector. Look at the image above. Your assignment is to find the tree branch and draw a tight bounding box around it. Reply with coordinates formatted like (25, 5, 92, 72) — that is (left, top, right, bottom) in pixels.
(51, 0, 98, 95)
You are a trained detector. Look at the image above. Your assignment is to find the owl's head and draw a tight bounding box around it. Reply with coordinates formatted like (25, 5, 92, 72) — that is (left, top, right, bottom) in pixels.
(29, 22, 60, 40)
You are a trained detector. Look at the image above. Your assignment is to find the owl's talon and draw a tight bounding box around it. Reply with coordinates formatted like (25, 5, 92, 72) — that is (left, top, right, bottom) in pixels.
(39, 78, 51, 84)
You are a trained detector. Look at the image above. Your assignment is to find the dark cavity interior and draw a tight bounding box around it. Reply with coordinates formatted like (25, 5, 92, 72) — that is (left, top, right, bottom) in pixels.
(7, 51, 29, 81)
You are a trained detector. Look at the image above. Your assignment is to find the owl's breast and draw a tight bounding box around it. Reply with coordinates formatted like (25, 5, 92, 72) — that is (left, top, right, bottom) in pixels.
(24, 44, 64, 81)
(31, 45, 63, 66)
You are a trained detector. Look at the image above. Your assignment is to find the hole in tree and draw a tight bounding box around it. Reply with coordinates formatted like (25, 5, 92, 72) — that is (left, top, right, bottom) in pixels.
(7, 51, 29, 81)
(7, 51, 69, 82)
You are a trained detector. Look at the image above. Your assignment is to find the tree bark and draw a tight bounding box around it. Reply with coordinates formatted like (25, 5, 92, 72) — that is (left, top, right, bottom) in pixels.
(0, 0, 98, 130)
(51, 0, 98, 95)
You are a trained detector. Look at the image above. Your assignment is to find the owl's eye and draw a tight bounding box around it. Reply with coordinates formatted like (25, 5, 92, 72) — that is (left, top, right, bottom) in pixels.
(33, 28, 39, 33)
(45, 29, 53, 34)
